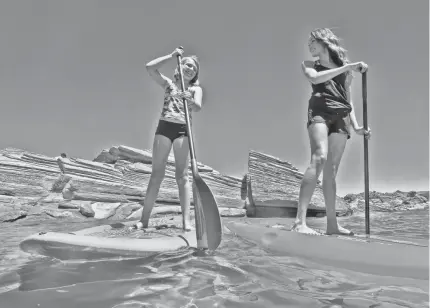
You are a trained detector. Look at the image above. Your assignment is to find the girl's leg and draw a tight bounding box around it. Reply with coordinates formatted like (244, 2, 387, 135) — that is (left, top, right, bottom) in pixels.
(172, 136, 193, 231)
(292, 122, 329, 235)
(139, 134, 173, 227)
(323, 133, 352, 235)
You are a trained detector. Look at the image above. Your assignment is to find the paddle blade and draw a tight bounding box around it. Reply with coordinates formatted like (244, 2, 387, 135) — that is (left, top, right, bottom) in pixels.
(193, 174, 222, 250)
(193, 182, 208, 249)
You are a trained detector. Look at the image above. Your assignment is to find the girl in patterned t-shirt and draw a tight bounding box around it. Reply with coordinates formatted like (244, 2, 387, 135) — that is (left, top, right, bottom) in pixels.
(134, 47, 203, 231)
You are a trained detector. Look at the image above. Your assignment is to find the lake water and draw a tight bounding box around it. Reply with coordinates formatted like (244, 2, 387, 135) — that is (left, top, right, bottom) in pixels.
(0, 209, 428, 308)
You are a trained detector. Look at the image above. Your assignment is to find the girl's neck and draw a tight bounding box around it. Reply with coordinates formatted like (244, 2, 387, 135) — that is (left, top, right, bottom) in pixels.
(318, 51, 333, 67)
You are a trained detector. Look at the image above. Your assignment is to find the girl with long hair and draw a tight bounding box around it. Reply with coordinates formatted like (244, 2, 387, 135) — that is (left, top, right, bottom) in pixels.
(293, 28, 371, 235)
(134, 47, 203, 231)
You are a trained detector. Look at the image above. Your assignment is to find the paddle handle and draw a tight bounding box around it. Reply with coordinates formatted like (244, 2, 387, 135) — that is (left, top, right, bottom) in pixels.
(176, 53, 199, 176)
(362, 72, 370, 236)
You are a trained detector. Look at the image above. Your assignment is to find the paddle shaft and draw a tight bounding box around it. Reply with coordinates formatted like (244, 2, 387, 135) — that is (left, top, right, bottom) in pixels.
(176, 54, 209, 249)
(176, 55, 198, 175)
(362, 72, 370, 235)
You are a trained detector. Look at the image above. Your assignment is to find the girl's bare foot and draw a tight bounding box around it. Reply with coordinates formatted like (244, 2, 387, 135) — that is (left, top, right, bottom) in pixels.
(326, 224, 354, 236)
(131, 220, 149, 230)
(291, 223, 322, 235)
(183, 220, 194, 232)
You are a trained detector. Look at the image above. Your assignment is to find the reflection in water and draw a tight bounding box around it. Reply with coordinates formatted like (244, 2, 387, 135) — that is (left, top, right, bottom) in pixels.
(0, 211, 428, 308)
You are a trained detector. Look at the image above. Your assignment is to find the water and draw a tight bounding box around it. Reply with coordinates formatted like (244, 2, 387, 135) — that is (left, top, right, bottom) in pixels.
(0, 210, 428, 308)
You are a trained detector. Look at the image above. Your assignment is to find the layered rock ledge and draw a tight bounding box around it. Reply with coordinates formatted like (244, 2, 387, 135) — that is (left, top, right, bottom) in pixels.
(0, 146, 427, 224)
(244, 150, 351, 217)
(0, 146, 245, 223)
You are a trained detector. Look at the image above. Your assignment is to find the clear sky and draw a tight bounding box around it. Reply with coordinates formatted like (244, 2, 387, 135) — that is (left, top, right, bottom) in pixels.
(0, 0, 428, 196)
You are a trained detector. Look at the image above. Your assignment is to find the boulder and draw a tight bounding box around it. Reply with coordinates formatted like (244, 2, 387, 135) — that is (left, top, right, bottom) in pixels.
(92, 202, 122, 219)
(79, 203, 95, 218)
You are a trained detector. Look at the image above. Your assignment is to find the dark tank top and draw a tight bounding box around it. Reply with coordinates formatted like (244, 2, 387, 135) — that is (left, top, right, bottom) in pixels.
(308, 60, 351, 116)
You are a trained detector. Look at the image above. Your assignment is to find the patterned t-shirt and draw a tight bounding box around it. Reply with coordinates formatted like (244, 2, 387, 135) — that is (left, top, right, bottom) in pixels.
(160, 79, 193, 124)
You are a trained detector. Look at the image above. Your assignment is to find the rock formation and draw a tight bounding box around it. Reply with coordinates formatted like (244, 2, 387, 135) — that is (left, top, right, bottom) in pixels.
(0, 146, 427, 223)
(0, 146, 245, 222)
(244, 150, 351, 217)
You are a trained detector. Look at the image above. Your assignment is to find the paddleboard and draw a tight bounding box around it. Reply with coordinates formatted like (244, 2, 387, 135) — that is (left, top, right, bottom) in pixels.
(225, 221, 429, 280)
(20, 219, 197, 261)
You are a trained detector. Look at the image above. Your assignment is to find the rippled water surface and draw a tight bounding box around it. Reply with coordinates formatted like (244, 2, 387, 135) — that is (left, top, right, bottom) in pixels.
(0, 210, 428, 308)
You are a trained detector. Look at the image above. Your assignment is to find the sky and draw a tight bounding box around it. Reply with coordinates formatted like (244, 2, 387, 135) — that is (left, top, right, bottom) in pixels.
(0, 0, 428, 196)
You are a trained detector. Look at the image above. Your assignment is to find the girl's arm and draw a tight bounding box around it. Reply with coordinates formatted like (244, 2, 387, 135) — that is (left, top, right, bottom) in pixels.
(301, 60, 351, 84)
(346, 74, 371, 139)
(181, 86, 203, 112)
(349, 101, 361, 131)
(346, 75, 360, 130)
(348, 97, 371, 138)
(146, 48, 183, 88)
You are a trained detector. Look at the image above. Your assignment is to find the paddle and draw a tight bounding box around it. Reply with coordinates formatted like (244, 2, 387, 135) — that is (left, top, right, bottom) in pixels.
(176, 50, 223, 250)
(362, 71, 370, 236)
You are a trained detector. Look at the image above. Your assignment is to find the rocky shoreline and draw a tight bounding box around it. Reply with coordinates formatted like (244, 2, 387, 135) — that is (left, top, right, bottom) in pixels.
(0, 145, 428, 224)
(343, 190, 429, 212)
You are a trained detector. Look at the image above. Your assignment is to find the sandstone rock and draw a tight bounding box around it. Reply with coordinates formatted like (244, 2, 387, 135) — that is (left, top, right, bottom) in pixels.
(151, 205, 183, 215)
(126, 205, 186, 220)
(0, 149, 61, 199)
(96, 146, 213, 173)
(0, 182, 49, 198)
(0, 210, 27, 222)
(85, 146, 243, 208)
(58, 200, 91, 210)
(65, 191, 130, 203)
(0, 196, 38, 212)
(55, 145, 243, 209)
(92, 202, 122, 219)
(79, 203, 95, 217)
(51, 174, 72, 192)
(110, 202, 142, 220)
(245, 150, 350, 217)
(93, 149, 117, 164)
(43, 209, 76, 219)
(126, 205, 245, 220)
(38, 193, 65, 205)
(219, 208, 246, 217)
(2, 145, 425, 223)
(60, 157, 123, 183)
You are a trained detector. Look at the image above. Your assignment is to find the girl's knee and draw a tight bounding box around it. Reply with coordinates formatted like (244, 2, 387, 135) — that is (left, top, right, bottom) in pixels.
(326, 164, 339, 178)
(150, 168, 166, 182)
(312, 150, 327, 167)
(175, 173, 189, 186)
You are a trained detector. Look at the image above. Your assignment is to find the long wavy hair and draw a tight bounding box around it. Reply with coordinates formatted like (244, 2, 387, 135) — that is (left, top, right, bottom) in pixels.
(310, 28, 351, 78)
(173, 55, 200, 86)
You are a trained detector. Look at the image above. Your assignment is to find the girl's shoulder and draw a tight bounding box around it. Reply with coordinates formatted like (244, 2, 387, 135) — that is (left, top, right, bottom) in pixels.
(302, 60, 317, 68)
(187, 84, 202, 93)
